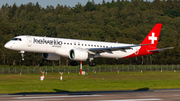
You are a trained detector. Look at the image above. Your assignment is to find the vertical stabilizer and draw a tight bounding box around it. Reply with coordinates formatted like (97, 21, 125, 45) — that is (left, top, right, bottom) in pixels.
(141, 23, 162, 48)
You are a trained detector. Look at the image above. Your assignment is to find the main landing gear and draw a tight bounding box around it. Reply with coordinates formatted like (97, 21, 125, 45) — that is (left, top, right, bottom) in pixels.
(89, 61, 96, 66)
(89, 57, 96, 66)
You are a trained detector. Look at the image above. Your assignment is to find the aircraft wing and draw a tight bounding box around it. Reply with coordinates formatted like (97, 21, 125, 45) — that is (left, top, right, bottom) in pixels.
(87, 44, 150, 55)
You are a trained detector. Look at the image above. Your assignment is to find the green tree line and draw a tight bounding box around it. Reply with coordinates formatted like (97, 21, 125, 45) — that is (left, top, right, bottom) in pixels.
(0, 0, 179, 66)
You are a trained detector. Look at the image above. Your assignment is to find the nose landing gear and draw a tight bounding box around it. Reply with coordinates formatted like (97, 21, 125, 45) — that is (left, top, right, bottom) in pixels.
(19, 51, 25, 61)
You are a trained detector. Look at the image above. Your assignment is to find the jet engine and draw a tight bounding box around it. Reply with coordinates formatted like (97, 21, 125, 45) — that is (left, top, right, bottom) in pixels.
(42, 53, 60, 60)
(69, 49, 88, 61)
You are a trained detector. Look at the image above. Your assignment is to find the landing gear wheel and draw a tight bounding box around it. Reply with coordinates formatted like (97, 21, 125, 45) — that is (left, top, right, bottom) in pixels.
(89, 61, 96, 66)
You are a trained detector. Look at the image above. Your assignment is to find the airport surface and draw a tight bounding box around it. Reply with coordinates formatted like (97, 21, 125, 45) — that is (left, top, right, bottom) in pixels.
(1, 89, 180, 101)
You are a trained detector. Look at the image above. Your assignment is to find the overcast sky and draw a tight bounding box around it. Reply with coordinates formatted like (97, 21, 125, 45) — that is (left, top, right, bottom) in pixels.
(0, 0, 121, 8)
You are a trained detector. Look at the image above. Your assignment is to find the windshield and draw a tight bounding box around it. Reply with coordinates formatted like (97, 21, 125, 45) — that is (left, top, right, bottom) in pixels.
(11, 38, 22, 41)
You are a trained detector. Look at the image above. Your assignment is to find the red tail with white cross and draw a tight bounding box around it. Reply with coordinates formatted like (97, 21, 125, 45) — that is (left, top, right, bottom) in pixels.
(141, 23, 162, 48)
(124, 23, 173, 59)
(124, 23, 162, 58)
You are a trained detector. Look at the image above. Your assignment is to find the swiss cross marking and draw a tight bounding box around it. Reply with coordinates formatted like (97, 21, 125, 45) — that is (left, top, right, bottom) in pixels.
(148, 32, 157, 44)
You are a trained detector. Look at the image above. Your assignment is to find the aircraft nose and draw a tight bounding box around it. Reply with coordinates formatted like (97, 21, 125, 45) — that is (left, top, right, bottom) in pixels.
(4, 42, 12, 49)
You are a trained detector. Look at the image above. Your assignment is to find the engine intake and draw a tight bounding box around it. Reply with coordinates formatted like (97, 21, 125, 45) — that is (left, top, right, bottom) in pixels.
(69, 49, 88, 61)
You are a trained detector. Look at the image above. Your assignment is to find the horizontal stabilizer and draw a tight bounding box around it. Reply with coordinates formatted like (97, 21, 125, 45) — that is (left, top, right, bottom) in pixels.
(148, 47, 174, 52)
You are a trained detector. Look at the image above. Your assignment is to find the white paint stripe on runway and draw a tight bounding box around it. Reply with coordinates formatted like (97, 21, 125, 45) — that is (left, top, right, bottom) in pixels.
(98, 98, 162, 101)
(15, 95, 101, 99)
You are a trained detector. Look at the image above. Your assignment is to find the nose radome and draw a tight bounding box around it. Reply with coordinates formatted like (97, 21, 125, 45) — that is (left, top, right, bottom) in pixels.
(4, 43, 8, 48)
(4, 43, 12, 49)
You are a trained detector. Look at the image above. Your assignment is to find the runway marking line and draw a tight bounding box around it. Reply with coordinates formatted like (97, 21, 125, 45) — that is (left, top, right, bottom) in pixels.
(15, 95, 102, 99)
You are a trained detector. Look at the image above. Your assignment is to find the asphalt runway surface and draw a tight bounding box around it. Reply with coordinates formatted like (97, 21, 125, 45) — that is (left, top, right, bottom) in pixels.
(1, 89, 180, 101)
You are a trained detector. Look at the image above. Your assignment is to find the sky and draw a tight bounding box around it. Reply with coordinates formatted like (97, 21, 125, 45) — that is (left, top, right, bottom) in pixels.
(0, 0, 118, 8)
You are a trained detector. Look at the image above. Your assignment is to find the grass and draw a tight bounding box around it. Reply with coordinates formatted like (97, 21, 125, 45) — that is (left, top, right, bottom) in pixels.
(0, 71, 180, 94)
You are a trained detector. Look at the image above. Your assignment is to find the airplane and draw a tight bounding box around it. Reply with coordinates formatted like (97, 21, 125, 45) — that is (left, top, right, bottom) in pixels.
(4, 23, 173, 66)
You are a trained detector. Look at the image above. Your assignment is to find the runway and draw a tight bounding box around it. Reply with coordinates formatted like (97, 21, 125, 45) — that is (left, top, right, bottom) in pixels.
(1, 89, 180, 101)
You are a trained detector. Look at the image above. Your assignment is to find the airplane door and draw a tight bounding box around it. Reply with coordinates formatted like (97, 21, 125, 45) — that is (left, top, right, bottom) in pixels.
(74, 42, 81, 49)
(27, 36, 32, 47)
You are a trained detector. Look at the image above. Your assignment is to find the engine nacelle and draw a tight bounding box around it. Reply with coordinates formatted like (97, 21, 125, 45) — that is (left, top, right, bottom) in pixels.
(42, 53, 60, 60)
(69, 49, 88, 61)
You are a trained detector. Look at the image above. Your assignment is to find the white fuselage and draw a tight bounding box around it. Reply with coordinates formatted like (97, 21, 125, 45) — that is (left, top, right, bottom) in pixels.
(4, 35, 140, 59)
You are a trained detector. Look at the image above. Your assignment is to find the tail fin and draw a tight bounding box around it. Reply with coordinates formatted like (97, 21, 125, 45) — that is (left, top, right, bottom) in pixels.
(141, 23, 162, 48)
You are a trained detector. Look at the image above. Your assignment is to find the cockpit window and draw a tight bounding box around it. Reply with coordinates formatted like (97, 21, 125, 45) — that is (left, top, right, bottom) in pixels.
(11, 38, 22, 41)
